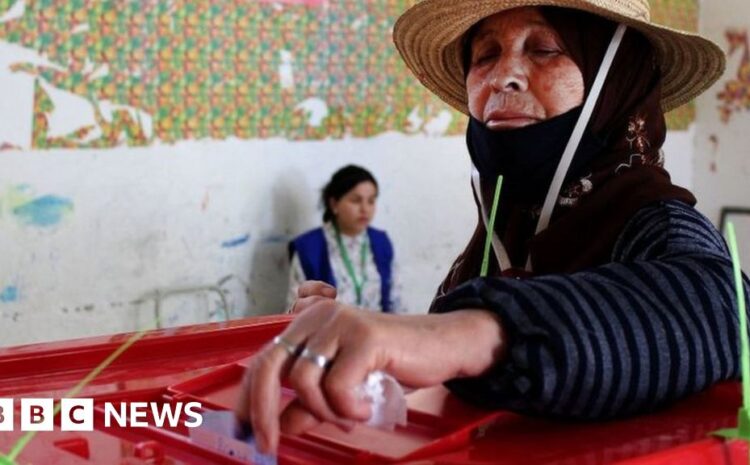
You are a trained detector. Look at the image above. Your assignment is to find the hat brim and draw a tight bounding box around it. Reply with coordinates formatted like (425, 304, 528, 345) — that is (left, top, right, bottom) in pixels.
(393, 0, 726, 114)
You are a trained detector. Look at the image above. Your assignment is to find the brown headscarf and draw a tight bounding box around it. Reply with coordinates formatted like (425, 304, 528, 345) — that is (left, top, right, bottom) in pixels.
(433, 7, 696, 300)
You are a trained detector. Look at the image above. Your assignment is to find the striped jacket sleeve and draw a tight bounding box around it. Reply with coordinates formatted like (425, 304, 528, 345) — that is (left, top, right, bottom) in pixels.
(435, 200, 750, 419)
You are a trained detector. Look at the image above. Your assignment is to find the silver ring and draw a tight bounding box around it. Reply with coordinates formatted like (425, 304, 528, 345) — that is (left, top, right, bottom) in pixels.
(272, 335, 300, 357)
(299, 347, 332, 369)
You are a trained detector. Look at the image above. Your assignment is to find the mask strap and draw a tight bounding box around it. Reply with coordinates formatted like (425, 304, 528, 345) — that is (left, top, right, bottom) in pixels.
(526, 24, 628, 272)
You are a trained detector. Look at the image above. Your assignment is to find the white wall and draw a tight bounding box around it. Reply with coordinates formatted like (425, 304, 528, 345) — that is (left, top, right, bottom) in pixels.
(0, 127, 697, 348)
(0, 136, 477, 347)
(694, 0, 750, 224)
(664, 127, 695, 191)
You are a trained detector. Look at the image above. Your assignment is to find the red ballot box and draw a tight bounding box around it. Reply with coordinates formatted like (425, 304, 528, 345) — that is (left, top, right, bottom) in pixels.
(0, 316, 746, 465)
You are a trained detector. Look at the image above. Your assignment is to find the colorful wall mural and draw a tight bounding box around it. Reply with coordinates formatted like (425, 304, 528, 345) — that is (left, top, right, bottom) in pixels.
(0, 0, 699, 150)
(718, 29, 750, 123)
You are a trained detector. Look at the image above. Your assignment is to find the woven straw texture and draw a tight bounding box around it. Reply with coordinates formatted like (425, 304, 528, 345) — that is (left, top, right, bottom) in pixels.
(393, 0, 725, 114)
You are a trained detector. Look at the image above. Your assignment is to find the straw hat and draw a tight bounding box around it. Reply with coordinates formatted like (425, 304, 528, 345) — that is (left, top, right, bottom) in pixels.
(393, 0, 726, 114)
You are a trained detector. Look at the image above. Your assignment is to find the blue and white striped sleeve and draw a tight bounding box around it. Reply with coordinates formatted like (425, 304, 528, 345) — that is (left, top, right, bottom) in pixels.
(436, 200, 750, 419)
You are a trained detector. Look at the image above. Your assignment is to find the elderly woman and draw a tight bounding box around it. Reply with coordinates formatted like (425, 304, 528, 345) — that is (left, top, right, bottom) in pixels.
(240, 0, 750, 454)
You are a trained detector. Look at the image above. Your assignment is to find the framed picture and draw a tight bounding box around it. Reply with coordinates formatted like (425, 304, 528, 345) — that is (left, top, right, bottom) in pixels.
(720, 207, 750, 268)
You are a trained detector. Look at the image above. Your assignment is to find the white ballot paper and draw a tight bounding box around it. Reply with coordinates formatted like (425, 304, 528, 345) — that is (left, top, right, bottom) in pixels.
(189, 410, 277, 465)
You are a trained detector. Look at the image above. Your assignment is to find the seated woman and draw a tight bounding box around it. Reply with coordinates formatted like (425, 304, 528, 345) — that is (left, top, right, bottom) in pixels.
(287, 165, 404, 313)
(241, 0, 750, 454)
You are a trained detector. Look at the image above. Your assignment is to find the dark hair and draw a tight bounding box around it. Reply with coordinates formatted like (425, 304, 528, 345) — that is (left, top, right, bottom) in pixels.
(321, 165, 378, 223)
(462, 22, 481, 77)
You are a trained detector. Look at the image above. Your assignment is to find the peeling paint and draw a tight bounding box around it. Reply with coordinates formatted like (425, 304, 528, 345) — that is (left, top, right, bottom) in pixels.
(717, 29, 750, 123)
(279, 50, 295, 90)
(0, 0, 25, 24)
(295, 98, 328, 127)
(424, 110, 453, 137)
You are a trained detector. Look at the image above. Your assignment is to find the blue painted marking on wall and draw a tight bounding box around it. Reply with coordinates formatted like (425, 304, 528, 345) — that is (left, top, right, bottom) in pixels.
(262, 234, 290, 244)
(222, 234, 250, 248)
(13, 195, 73, 227)
(0, 286, 18, 303)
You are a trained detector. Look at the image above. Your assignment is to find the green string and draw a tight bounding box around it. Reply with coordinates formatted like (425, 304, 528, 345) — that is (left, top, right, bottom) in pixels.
(0, 322, 156, 464)
(712, 222, 750, 444)
(480, 175, 503, 278)
(728, 223, 750, 412)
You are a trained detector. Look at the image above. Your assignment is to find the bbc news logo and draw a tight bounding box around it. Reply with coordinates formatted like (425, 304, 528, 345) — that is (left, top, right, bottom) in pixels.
(0, 399, 203, 432)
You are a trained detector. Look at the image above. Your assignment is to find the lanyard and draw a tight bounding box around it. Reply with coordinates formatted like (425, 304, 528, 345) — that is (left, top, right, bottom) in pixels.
(334, 225, 368, 305)
(526, 24, 627, 272)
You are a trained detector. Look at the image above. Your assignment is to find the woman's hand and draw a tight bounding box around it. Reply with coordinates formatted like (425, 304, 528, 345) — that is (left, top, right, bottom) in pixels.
(237, 293, 506, 454)
(288, 281, 337, 314)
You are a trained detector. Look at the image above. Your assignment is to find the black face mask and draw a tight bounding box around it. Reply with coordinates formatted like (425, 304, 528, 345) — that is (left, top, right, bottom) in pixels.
(466, 106, 606, 203)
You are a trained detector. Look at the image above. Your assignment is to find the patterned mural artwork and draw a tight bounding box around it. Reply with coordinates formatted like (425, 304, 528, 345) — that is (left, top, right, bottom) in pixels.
(0, 0, 698, 150)
(717, 29, 750, 124)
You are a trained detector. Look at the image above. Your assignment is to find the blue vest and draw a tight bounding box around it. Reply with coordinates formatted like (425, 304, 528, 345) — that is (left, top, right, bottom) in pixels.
(289, 227, 394, 313)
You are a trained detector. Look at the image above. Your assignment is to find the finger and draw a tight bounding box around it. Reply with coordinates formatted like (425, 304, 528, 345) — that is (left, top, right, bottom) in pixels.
(280, 399, 354, 436)
(324, 349, 377, 422)
(292, 295, 332, 314)
(248, 346, 289, 454)
(235, 369, 252, 422)
(298, 281, 337, 299)
(246, 302, 339, 453)
(247, 331, 311, 453)
(279, 399, 323, 436)
(287, 335, 342, 425)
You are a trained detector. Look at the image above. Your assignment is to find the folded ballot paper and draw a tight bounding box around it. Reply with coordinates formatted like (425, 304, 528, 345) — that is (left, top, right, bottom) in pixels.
(358, 371, 408, 430)
(190, 410, 277, 465)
